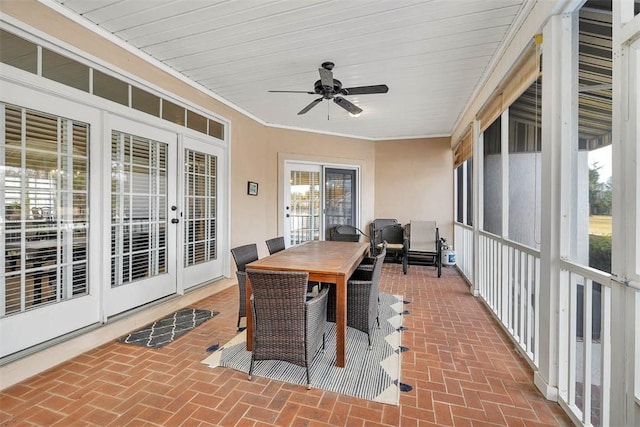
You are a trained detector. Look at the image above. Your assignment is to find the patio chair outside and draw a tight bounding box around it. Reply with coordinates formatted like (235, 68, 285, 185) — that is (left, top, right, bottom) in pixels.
(230, 243, 259, 328)
(246, 269, 328, 389)
(406, 220, 442, 277)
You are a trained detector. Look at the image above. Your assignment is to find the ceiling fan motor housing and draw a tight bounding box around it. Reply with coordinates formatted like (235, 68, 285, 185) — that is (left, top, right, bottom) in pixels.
(314, 79, 342, 98)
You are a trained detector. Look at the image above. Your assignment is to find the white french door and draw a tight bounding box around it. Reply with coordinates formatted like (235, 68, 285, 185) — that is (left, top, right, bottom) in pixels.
(0, 85, 102, 358)
(104, 116, 178, 316)
(180, 136, 226, 289)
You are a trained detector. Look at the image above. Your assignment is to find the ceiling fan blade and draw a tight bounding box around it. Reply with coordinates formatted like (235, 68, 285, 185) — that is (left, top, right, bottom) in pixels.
(269, 90, 315, 94)
(318, 67, 333, 89)
(333, 96, 363, 115)
(298, 97, 324, 115)
(341, 84, 389, 95)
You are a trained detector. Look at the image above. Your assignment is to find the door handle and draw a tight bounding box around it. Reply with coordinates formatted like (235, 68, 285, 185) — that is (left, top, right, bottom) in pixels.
(171, 218, 179, 224)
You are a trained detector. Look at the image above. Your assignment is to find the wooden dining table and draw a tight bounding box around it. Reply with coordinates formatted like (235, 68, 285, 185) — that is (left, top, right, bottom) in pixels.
(245, 240, 369, 368)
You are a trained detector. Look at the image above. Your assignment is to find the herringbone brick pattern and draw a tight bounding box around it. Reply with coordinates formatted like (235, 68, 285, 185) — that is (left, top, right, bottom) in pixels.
(0, 264, 571, 426)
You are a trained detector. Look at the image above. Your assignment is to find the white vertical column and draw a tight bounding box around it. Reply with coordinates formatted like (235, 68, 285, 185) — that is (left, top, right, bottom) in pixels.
(501, 110, 510, 322)
(535, 11, 578, 401)
(472, 120, 482, 296)
(611, 2, 640, 425)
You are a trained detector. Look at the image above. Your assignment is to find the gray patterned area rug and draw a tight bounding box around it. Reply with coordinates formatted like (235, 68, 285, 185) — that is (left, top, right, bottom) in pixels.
(202, 294, 404, 405)
(119, 308, 219, 348)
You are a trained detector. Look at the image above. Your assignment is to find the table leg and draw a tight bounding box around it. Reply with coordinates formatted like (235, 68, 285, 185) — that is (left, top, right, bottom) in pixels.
(246, 274, 253, 351)
(335, 276, 346, 367)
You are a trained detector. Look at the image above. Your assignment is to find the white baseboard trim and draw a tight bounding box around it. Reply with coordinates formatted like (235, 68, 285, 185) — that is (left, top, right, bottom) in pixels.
(534, 371, 559, 401)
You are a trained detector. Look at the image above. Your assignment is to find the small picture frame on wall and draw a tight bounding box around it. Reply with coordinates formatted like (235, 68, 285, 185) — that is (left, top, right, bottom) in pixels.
(247, 181, 259, 196)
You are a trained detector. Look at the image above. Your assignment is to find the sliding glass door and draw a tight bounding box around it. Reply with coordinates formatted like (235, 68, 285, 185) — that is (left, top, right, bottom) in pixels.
(324, 168, 356, 239)
(283, 162, 358, 245)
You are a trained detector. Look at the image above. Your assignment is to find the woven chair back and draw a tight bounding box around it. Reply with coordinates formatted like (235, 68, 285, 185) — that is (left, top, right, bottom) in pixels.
(231, 244, 258, 271)
(265, 236, 286, 255)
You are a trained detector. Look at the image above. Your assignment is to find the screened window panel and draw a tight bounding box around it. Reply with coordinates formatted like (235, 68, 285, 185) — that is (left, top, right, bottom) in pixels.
(572, 4, 613, 276)
(111, 131, 167, 286)
(508, 79, 542, 249)
(483, 118, 502, 236)
(2, 104, 89, 316)
(183, 150, 217, 267)
(456, 165, 464, 223)
(466, 158, 473, 226)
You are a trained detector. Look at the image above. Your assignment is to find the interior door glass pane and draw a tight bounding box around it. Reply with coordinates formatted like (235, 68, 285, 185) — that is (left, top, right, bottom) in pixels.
(111, 130, 167, 287)
(289, 170, 320, 245)
(183, 149, 217, 267)
(324, 168, 356, 240)
(2, 104, 89, 316)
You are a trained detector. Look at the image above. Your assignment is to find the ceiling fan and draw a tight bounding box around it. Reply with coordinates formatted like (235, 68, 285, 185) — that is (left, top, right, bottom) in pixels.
(268, 62, 389, 116)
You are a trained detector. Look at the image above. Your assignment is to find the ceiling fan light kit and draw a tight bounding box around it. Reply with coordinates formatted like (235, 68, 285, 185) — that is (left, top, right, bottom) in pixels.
(269, 62, 388, 116)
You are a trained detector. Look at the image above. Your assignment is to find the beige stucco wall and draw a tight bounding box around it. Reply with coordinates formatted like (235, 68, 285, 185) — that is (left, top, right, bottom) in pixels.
(374, 138, 454, 242)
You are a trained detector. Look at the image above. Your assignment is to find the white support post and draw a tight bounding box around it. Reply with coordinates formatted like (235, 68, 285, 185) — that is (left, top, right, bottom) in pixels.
(535, 11, 578, 401)
(472, 119, 482, 296)
(611, 2, 640, 425)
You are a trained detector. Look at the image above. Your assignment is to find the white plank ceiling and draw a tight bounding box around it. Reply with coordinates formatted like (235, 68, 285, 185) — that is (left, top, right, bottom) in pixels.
(49, 0, 527, 140)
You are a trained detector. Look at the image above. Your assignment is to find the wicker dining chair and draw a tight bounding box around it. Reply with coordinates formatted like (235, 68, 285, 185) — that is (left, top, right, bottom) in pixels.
(246, 269, 328, 389)
(230, 244, 259, 328)
(265, 236, 286, 255)
(326, 242, 387, 349)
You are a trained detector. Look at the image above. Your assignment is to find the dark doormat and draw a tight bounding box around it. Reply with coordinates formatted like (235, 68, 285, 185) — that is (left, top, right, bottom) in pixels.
(118, 308, 219, 348)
